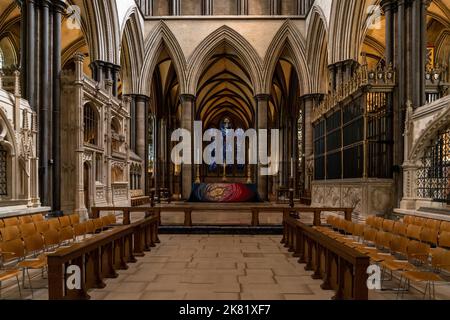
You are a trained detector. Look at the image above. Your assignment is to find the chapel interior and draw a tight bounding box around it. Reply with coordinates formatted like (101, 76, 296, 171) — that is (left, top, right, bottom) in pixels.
(0, 0, 450, 301)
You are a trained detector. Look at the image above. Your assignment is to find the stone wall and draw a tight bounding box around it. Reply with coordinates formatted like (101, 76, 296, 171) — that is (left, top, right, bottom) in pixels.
(311, 179, 394, 220)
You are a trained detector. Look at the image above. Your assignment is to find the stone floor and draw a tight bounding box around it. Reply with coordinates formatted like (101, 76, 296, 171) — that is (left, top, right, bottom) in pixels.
(2, 234, 450, 300)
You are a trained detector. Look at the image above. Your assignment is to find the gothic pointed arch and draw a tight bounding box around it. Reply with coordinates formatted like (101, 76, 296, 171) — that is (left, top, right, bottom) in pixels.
(186, 25, 264, 95)
(263, 20, 311, 96)
(306, 7, 329, 94)
(120, 8, 144, 95)
(139, 21, 187, 97)
(409, 97, 450, 162)
(328, 0, 367, 63)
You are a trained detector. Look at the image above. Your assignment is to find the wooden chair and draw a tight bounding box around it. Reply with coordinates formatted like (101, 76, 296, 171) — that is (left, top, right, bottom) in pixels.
(403, 215, 414, 225)
(93, 218, 104, 233)
(393, 222, 408, 237)
(381, 240, 429, 274)
(69, 214, 80, 226)
(48, 218, 61, 231)
(438, 231, 450, 249)
(425, 219, 441, 231)
(19, 216, 33, 225)
(85, 220, 95, 234)
(0, 238, 45, 294)
(3, 217, 19, 227)
(353, 224, 365, 240)
(406, 224, 423, 241)
(19, 223, 37, 238)
(0, 269, 22, 298)
(101, 215, 112, 228)
(35, 221, 50, 234)
(363, 227, 377, 244)
(58, 216, 71, 228)
(107, 214, 117, 225)
(0, 226, 21, 241)
(59, 226, 75, 244)
(31, 214, 44, 223)
(366, 216, 376, 227)
(382, 219, 395, 233)
(0, 220, 4, 228)
(73, 222, 87, 240)
(42, 229, 61, 251)
(0, 241, 22, 298)
(19, 234, 47, 290)
(413, 217, 427, 227)
(440, 221, 450, 234)
(373, 217, 384, 230)
(399, 248, 450, 300)
(420, 228, 439, 246)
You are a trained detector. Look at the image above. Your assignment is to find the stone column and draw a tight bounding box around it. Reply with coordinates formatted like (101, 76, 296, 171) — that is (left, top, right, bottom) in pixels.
(381, 0, 395, 65)
(270, 0, 281, 15)
(301, 94, 323, 192)
(255, 94, 270, 201)
(112, 65, 121, 97)
(135, 95, 150, 191)
(179, 94, 194, 200)
(38, 0, 50, 207)
(25, 0, 36, 110)
(52, 1, 65, 211)
(74, 53, 87, 218)
(171, 0, 180, 15)
(237, 0, 248, 15)
(203, 0, 213, 15)
(105, 80, 113, 206)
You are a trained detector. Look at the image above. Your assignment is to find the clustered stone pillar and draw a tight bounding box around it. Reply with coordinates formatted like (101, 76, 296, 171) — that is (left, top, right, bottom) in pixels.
(126, 94, 151, 193)
(74, 53, 88, 218)
(255, 94, 270, 201)
(300, 94, 323, 194)
(171, 0, 181, 15)
(21, 0, 66, 209)
(89, 61, 121, 97)
(237, 0, 248, 15)
(135, 95, 150, 192)
(381, 0, 431, 206)
(180, 94, 195, 200)
(202, 0, 213, 15)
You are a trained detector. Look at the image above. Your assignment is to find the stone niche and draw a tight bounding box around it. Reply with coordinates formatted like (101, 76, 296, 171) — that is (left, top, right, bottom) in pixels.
(311, 179, 394, 221)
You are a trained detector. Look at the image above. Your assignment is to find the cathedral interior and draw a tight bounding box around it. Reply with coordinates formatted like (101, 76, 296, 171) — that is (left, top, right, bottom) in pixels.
(0, 0, 450, 302)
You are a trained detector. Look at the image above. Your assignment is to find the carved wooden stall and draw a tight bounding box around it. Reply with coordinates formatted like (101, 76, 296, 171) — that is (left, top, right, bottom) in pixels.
(47, 210, 159, 300)
(283, 212, 370, 300)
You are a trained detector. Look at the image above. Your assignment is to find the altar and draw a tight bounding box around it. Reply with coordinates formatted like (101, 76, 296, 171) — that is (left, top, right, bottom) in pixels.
(188, 183, 261, 203)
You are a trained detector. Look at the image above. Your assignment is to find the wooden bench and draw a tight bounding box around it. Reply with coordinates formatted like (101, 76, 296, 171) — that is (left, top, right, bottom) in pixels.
(282, 212, 370, 300)
(152, 204, 354, 227)
(47, 213, 159, 300)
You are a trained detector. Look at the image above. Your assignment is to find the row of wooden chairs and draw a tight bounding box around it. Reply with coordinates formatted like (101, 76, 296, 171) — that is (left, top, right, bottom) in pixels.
(0, 214, 118, 298)
(367, 215, 450, 235)
(362, 216, 450, 248)
(0, 214, 45, 228)
(320, 216, 450, 299)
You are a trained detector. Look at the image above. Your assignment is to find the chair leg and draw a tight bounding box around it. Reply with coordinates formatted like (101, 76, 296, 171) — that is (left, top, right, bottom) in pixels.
(26, 269, 33, 298)
(16, 276, 22, 298)
(423, 282, 429, 300)
(396, 275, 404, 300)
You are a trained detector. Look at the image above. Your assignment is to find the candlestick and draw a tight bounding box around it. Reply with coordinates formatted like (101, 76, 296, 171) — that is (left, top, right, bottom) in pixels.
(290, 158, 294, 179)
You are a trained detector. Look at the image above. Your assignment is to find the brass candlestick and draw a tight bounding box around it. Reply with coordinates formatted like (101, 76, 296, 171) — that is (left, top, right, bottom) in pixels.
(195, 165, 201, 184)
(222, 163, 227, 182)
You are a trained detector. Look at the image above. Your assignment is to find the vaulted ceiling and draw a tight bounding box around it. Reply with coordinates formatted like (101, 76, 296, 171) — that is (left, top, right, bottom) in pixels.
(196, 44, 255, 130)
